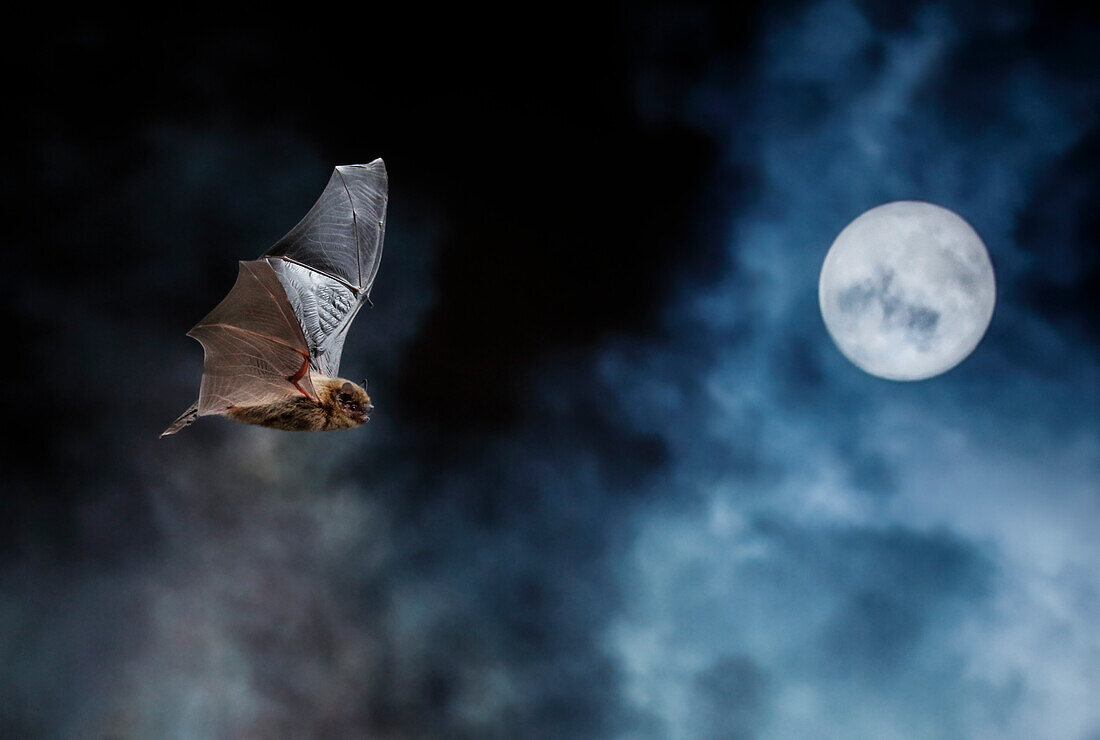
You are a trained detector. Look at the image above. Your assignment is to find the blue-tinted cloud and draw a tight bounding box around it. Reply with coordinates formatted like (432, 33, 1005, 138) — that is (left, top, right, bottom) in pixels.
(606, 2, 1100, 737)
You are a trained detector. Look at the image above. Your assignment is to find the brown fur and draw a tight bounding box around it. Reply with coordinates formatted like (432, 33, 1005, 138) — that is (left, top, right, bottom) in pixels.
(225, 374, 372, 431)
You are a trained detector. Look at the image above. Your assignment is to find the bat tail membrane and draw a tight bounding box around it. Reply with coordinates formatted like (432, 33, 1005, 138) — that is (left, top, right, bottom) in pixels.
(161, 401, 199, 437)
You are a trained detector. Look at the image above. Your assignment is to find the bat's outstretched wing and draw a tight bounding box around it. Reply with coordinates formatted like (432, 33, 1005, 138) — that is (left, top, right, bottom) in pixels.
(161, 161, 386, 437)
(188, 259, 317, 415)
(263, 159, 388, 378)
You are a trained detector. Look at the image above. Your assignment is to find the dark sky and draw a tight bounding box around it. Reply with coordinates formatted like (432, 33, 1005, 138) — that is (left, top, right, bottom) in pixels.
(4, 4, 1100, 738)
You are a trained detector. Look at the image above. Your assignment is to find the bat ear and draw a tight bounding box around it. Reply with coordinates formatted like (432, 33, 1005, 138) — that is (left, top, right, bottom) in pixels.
(362, 379, 369, 392)
(341, 382, 355, 393)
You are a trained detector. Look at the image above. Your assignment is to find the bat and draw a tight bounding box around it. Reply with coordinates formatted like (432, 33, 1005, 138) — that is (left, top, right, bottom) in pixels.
(162, 160, 388, 436)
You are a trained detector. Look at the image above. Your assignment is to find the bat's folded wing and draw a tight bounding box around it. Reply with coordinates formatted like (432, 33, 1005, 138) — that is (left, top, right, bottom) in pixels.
(264, 160, 388, 378)
(188, 260, 317, 415)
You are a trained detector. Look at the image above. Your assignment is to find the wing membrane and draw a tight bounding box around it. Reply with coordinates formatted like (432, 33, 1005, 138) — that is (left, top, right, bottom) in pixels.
(188, 260, 316, 414)
(264, 160, 388, 377)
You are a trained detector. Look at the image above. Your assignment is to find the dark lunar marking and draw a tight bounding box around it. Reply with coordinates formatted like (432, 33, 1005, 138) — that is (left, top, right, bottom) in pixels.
(836, 270, 939, 341)
(836, 281, 877, 313)
(906, 306, 939, 333)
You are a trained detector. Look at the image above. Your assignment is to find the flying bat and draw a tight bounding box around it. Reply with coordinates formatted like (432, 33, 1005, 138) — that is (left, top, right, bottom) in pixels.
(162, 160, 388, 436)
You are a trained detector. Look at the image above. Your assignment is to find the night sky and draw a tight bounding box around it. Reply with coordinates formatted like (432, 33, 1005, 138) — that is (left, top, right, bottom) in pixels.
(5, 4, 1100, 738)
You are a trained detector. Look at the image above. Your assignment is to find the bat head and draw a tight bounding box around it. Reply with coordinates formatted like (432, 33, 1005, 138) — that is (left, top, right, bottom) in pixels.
(335, 380, 373, 425)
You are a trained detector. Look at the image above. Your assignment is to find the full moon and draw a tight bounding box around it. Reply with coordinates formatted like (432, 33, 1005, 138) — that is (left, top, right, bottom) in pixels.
(819, 201, 996, 381)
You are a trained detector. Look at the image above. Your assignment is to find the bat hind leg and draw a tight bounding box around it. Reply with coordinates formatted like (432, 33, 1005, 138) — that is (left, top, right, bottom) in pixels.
(288, 354, 313, 399)
(161, 401, 200, 437)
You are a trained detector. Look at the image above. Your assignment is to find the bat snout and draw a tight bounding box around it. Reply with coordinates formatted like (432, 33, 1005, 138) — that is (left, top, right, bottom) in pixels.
(354, 402, 374, 425)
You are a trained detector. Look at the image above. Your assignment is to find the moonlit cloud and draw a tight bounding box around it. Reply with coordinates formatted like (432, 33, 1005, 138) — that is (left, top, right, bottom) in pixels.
(604, 2, 1100, 737)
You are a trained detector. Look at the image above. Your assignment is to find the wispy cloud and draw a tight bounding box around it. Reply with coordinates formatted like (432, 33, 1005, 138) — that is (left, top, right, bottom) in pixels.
(606, 2, 1100, 737)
